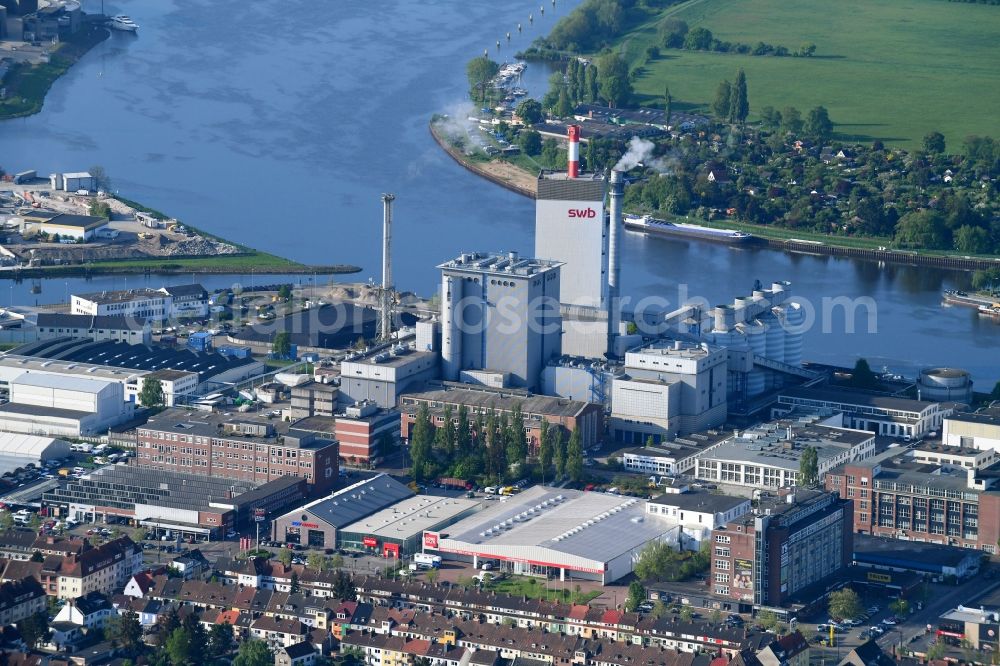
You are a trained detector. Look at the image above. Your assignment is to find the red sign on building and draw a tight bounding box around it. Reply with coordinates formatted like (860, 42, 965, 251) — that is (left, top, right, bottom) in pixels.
(424, 531, 439, 549)
(363, 536, 378, 547)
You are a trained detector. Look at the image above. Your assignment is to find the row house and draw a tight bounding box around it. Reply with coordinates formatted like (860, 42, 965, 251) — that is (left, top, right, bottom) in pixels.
(0, 537, 141, 599)
(0, 577, 46, 626)
(352, 577, 767, 654)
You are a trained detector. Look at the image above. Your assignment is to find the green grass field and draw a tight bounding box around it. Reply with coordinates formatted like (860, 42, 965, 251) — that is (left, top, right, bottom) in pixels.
(620, 0, 1000, 149)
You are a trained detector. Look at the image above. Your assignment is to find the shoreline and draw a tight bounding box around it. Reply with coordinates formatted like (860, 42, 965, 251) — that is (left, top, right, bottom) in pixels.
(0, 22, 110, 121)
(429, 121, 1000, 272)
(0, 192, 360, 281)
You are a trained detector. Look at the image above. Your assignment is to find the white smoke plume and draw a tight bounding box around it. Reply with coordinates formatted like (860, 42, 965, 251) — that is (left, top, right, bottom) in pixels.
(432, 100, 483, 157)
(614, 136, 656, 171)
(614, 135, 681, 175)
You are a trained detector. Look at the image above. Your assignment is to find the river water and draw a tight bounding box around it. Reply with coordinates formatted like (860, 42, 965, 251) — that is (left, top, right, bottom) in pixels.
(0, 0, 995, 384)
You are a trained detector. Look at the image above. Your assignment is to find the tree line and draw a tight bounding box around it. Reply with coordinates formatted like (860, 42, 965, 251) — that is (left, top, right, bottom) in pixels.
(540, 0, 682, 53)
(657, 19, 816, 57)
(408, 402, 585, 485)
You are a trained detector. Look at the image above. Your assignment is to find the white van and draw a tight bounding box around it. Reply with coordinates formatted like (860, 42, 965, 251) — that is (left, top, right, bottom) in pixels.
(12, 510, 31, 524)
(413, 553, 442, 568)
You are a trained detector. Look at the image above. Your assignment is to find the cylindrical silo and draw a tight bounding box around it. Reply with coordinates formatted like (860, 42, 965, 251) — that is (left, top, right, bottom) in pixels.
(783, 302, 804, 367)
(764, 310, 785, 365)
(440, 273, 462, 380)
(743, 319, 766, 396)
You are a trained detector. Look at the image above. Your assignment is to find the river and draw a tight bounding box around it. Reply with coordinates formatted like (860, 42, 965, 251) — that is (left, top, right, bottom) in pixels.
(0, 0, 995, 385)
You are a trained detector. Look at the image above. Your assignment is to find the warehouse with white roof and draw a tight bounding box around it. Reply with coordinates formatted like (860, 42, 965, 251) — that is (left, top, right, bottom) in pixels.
(338, 494, 481, 558)
(0, 373, 134, 437)
(0, 432, 72, 476)
(423, 486, 680, 584)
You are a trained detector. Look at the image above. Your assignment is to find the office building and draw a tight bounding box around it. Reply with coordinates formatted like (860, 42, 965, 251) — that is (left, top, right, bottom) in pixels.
(334, 402, 400, 467)
(290, 380, 339, 419)
(0, 354, 197, 407)
(646, 487, 751, 549)
(338, 345, 438, 409)
(136, 408, 339, 494)
(439, 251, 561, 389)
(400, 384, 603, 452)
(775, 386, 951, 439)
(710, 490, 853, 610)
(0, 373, 133, 437)
(824, 448, 1000, 553)
(694, 417, 875, 490)
(70, 284, 207, 321)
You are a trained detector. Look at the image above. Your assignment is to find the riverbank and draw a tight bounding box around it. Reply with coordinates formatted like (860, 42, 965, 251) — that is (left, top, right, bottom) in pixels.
(0, 23, 110, 120)
(429, 120, 537, 198)
(430, 118, 1000, 272)
(0, 193, 360, 280)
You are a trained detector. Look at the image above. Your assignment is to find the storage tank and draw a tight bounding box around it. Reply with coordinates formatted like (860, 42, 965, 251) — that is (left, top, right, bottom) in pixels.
(440, 274, 462, 380)
(918, 367, 973, 404)
(783, 302, 805, 366)
(742, 320, 767, 396)
(763, 311, 785, 365)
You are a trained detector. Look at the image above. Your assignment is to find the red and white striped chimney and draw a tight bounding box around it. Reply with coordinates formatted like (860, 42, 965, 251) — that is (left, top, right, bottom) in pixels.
(567, 124, 581, 178)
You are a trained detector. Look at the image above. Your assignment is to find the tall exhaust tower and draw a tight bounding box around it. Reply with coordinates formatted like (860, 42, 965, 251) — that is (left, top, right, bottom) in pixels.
(378, 193, 395, 342)
(567, 125, 581, 178)
(607, 169, 624, 354)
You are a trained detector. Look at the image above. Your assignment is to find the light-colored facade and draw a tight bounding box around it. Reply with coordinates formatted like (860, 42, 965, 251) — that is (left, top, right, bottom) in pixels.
(0, 373, 133, 437)
(776, 386, 950, 439)
(646, 488, 751, 548)
(71, 284, 207, 321)
(339, 347, 438, 409)
(944, 412, 1000, 452)
(610, 341, 727, 443)
(425, 486, 679, 584)
(439, 251, 562, 389)
(694, 418, 876, 490)
(535, 173, 607, 308)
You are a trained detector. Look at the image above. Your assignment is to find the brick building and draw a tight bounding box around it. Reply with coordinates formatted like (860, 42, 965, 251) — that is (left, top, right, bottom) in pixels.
(710, 490, 853, 611)
(334, 402, 400, 467)
(400, 385, 603, 452)
(824, 450, 1000, 553)
(136, 408, 339, 495)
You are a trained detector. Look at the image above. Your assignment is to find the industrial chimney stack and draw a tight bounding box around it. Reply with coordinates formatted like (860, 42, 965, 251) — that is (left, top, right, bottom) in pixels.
(607, 170, 624, 354)
(567, 125, 581, 178)
(379, 193, 395, 341)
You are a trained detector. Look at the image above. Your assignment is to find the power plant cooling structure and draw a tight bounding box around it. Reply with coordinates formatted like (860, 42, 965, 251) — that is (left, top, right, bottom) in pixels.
(378, 193, 395, 342)
(567, 125, 581, 178)
(607, 169, 624, 354)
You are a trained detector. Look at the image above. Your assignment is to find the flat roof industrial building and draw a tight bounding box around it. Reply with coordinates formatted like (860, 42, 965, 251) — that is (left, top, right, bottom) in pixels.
(339, 494, 481, 558)
(426, 486, 678, 583)
(271, 474, 415, 550)
(42, 465, 309, 538)
(9, 337, 263, 389)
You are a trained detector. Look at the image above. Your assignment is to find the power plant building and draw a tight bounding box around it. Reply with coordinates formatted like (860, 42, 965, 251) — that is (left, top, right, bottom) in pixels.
(439, 251, 561, 390)
(610, 340, 728, 442)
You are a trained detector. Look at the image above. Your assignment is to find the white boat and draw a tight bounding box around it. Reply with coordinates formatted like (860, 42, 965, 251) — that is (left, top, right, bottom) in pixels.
(110, 15, 138, 32)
